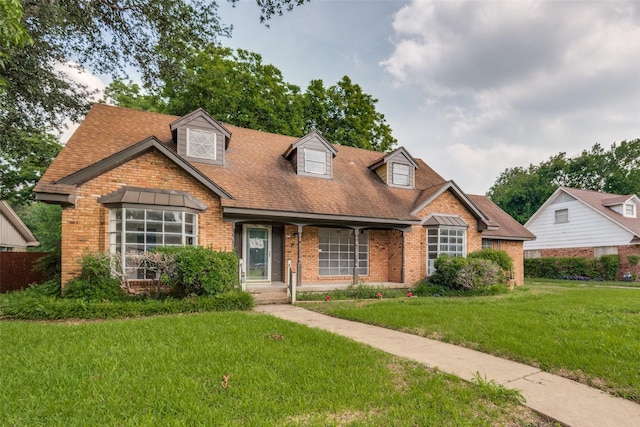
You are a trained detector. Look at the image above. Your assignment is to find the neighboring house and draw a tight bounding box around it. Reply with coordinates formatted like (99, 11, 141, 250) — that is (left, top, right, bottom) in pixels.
(0, 200, 39, 252)
(524, 187, 640, 274)
(35, 104, 533, 293)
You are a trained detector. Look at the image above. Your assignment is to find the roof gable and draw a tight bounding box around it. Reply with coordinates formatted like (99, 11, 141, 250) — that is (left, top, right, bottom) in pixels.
(411, 180, 487, 221)
(368, 146, 418, 170)
(56, 136, 232, 200)
(283, 131, 338, 159)
(0, 201, 39, 246)
(170, 108, 231, 141)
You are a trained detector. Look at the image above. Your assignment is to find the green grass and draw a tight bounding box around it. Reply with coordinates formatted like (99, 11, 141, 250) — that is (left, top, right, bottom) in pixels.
(303, 279, 640, 402)
(0, 312, 550, 426)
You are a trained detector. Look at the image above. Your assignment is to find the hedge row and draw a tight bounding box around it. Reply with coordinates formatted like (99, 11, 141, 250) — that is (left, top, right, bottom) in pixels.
(524, 255, 620, 281)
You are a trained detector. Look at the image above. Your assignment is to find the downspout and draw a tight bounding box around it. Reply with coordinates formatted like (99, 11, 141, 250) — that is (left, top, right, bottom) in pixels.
(353, 227, 361, 285)
(296, 224, 303, 287)
(401, 228, 405, 284)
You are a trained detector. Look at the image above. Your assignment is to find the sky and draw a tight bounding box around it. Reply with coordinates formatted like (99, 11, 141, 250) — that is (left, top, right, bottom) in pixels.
(67, 0, 640, 195)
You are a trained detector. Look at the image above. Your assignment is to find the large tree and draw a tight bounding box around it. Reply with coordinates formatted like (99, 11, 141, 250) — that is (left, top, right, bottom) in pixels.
(488, 139, 640, 224)
(0, 0, 307, 205)
(105, 47, 397, 150)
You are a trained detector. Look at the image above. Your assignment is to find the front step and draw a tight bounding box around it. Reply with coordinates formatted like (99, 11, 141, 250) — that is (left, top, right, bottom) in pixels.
(249, 286, 290, 305)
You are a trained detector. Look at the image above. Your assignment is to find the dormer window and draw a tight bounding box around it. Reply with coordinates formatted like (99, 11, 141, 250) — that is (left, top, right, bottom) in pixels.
(283, 131, 337, 179)
(304, 148, 327, 174)
(187, 129, 217, 160)
(625, 203, 636, 218)
(392, 163, 411, 186)
(170, 108, 231, 166)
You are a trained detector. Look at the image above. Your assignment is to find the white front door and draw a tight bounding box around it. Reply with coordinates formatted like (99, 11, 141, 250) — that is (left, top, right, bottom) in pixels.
(243, 225, 271, 282)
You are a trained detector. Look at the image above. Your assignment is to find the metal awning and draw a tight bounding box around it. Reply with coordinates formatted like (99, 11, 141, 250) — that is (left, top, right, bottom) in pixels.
(98, 187, 207, 211)
(423, 214, 468, 227)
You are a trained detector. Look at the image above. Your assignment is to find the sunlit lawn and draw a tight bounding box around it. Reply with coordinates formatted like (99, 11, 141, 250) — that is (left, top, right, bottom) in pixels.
(0, 311, 549, 426)
(303, 280, 640, 402)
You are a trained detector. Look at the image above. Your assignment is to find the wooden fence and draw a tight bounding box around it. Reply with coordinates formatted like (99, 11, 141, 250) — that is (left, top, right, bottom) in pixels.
(0, 252, 48, 293)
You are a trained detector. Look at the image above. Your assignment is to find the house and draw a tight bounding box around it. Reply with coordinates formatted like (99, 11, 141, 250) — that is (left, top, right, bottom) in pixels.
(0, 200, 39, 252)
(524, 187, 640, 274)
(35, 104, 533, 294)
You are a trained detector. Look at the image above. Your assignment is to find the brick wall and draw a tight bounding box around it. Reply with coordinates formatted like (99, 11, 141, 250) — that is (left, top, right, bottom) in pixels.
(498, 240, 525, 286)
(60, 150, 231, 285)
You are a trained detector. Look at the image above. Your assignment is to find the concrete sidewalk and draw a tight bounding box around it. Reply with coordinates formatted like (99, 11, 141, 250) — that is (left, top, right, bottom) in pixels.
(255, 304, 640, 427)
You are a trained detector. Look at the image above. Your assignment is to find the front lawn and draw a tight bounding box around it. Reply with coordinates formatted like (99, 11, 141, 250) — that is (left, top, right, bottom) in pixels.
(303, 280, 640, 402)
(0, 312, 549, 426)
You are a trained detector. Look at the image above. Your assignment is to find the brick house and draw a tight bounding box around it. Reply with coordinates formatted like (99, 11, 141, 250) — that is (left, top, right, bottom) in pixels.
(35, 104, 533, 294)
(524, 187, 640, 277)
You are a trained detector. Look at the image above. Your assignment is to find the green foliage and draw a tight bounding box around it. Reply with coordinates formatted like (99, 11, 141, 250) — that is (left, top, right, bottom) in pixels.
(155, 246, 239, 296)
(17, 202, 61, 252)
(471, 372, 526, 405)
(0, 132, 62, 205)
(63, 253, 124, 301)
(0, 0, 32, 83)
(429, 255, 501, 290)
(524, 256, 619, 280)
(627, 254, 640, 267)
(0, 290, 254, 320)
(600, 255, 620, 281)
(297, 285, 408, 301)
(108, 48, 397, 152)
(468, 249, 513, 282)
(488, 139, 640, 224)
(412, 282, 509, 297)
(23, 278, 62, 298)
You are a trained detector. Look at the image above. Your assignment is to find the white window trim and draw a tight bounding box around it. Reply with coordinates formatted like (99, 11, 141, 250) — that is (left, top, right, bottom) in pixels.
(109, 207, 198, 280)
(391, 163, 411, 186)
(304, 148, 327, 175)
(625, 203, 636, 218)
(554, 208, 569, 224)
(187, 128, 217, 160)
(426, 226, 467, 275)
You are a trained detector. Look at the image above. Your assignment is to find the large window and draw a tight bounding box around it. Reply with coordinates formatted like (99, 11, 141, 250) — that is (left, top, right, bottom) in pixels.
(304, 148, 327, 174)
(427, 227, 466, 275)
(109, 208, 197, 279)
(625, 203, 636, 217)
(318, 228, 368, 276)
(392, 163, 411, 186)
(187, 129, 216, 160)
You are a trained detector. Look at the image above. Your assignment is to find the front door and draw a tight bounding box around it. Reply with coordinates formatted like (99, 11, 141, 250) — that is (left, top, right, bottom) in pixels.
(244, 225, 271, 282)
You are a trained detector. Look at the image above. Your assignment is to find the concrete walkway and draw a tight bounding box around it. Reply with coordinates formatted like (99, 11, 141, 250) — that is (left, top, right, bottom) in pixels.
(255, 304, 640, 427)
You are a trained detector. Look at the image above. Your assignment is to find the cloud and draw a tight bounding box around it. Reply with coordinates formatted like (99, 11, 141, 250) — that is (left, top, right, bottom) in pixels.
(381, 0, 640, 193)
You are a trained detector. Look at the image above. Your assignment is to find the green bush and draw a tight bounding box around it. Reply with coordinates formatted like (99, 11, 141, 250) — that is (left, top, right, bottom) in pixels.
(468, 248, 514, 282)
(297, 285, 408, 301)
(0, 290, 254, 320)
(155, 246, 239, 297)
(524, 255, 619, 280)
(627, 254, 640, 267)
(429, 255, 502, 290)
(24, 278, 61, 297)
(412, 281, 509, 297)
(599, 254, 620, 281)
(63, 253, 125, 301)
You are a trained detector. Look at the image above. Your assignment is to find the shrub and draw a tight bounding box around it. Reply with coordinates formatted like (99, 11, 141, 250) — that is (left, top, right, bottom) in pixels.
(627, 254, 640, 267)
(468, 249, 513, 273)
(24, 278, 61, 297)
(599, 254, 620, 281)
(430, 255, 502, 290)
(63, 253, 125, 301)
(155, 246, 239, 297)
(412, 281, 509, 297)
(0, 290, 254, 320)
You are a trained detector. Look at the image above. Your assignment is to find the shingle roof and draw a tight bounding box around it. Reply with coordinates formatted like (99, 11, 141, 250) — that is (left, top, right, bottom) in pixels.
(37, 104, 526, 238)
(560, 187, 640, 237)
(467, 195, 535, 240)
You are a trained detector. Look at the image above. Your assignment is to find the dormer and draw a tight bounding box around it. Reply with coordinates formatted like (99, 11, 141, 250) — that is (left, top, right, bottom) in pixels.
(368, 147, 418, 189)
(170, 108, 231, 166)
(603, 195, 639, 218)
(283, 131, 338, 179)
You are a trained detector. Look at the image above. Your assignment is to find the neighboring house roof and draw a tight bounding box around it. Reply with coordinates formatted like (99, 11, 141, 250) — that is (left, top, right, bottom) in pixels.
(468, 195, 536, 241)
(0, 201, 39, 247)
(36, 103, 527, 239)
(526, 186, 640, 239)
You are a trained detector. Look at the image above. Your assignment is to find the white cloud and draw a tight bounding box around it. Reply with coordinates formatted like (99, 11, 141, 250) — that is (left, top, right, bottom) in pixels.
(381, 0, 640, 193)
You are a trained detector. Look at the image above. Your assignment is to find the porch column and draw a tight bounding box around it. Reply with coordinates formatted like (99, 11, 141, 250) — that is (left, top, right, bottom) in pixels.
(353, 227, 361, 285)
(296, 224, 303, 287)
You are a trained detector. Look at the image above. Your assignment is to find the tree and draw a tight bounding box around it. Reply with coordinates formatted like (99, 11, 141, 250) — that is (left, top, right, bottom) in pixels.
(488, 139, 640, 223)
(105, 48, 397, 151)
(0, 131, 62, 206)
(0, 0, 307, 206)
(303, 77, 396, 152)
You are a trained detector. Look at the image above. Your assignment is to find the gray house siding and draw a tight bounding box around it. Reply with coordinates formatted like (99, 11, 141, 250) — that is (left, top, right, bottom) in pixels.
(296, 139, 332, 179)
(177, 116, 225, 166)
